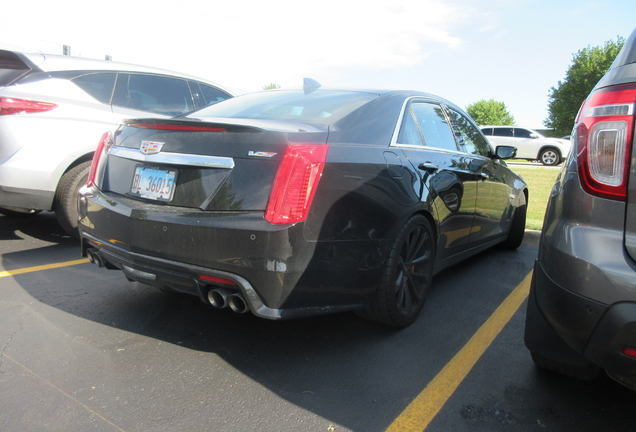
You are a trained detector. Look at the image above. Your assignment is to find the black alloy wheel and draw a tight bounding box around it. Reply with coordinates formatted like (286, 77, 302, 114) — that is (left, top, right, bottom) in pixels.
(359, 214, 435, 327)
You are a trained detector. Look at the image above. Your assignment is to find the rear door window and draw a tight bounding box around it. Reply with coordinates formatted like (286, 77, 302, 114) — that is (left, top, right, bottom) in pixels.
(397, 108, 424, 145)
(493, 128, 514, 137)
(411, 103, 458, 151)
(189, 81, 232, 109)
(71, 73, 117, 104)
(199, 83, 231, 106)
(112, 73, 194, 116)
(397, 101, 458, 151)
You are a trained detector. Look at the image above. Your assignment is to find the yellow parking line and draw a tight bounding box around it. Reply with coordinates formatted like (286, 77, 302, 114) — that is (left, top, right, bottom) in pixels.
(0, 258, 89, 278)
(385, 270, 533, 432)
(1, 353, 127, 432)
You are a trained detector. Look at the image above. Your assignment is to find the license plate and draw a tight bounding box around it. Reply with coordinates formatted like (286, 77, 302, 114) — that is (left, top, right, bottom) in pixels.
(130, 167, 177, 202)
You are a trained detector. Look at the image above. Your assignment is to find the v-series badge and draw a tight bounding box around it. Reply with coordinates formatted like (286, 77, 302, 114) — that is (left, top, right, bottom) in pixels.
(248, 151, 277, 157)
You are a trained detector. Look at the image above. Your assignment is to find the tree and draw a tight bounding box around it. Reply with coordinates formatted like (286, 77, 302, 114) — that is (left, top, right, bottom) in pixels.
(544, 37, 625, 136)
(466, 99, 515, 125)
(262, 83, 281, 90)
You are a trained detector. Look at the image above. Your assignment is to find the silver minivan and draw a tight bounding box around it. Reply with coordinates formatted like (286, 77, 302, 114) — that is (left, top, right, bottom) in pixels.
(0, 50, 233, 236)
(524, 27, 636, 390)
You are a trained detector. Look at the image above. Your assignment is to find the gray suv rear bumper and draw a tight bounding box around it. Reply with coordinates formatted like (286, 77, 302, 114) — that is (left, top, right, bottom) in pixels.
(526, 260, 636, 390)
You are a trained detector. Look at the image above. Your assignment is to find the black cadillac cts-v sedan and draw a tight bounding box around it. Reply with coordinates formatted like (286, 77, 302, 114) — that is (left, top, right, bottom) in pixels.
(78, 84, 528, 326)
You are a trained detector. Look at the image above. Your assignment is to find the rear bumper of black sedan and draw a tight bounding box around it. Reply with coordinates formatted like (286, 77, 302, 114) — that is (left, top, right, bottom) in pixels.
(78, 187, 377, 320)
(81, 232, 361, 320)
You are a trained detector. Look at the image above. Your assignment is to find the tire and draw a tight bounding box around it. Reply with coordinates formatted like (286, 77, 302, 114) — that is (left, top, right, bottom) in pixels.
(53, 161, 91, 239)
(359, 214, 435, 327)
(500, 204, 526, 249)
(539, 148, 560, 166)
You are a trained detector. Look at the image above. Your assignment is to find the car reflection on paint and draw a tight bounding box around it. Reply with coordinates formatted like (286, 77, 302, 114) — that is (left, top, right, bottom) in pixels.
(79, 81, 528, 327)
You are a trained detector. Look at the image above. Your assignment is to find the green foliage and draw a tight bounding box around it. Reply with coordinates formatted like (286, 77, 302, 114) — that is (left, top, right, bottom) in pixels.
(466, 99, 515, 125)
(544, 37, 625, 136)
(262, 83, 281, 90)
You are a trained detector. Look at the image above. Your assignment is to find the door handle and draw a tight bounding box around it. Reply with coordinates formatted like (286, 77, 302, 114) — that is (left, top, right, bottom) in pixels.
(418, 162, 439, 174)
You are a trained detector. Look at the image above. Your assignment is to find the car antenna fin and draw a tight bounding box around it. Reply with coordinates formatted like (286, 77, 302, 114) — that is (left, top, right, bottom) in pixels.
(303, 78, 321, 95)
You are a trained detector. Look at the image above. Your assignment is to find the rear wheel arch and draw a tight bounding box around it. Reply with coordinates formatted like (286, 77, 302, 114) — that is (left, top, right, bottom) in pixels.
(414, 209, 438, 243)
(358, 209, 438, 327)
(62, 153, 94, 176)
(522, 187, 529, 207)
(500, 188, 528, 250)
(387, 208, 438, 247)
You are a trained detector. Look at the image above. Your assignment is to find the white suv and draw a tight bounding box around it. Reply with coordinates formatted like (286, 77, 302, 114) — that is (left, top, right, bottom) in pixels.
(480, 126, 571, 166)
(0, 49, 233, 236)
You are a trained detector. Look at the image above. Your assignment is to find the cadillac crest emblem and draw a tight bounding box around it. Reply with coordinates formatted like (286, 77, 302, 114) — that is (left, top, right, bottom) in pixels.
(140, 141, 165, 155)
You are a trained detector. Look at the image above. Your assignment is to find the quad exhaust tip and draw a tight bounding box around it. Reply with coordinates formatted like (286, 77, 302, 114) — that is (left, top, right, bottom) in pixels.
(228, 293, 249, 314)
(86, 248, 104, 268)
(208, 288, 249, 314)
(208, 288, 232, 308)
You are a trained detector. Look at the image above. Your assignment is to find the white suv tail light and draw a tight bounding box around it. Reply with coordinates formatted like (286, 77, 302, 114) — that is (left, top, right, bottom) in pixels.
(0, 97, 57, 115)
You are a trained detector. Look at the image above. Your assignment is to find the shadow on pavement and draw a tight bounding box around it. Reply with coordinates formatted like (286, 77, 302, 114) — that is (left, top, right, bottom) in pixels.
(4, 220, 635, 432)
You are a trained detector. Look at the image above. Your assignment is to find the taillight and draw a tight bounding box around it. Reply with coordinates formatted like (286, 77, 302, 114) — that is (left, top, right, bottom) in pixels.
(265, 144, 328, 224)
(0, 97, 57, 115)
(575, 85, 636, 201)
(623, 347, 636, 359)
(86, 131, 114, 188)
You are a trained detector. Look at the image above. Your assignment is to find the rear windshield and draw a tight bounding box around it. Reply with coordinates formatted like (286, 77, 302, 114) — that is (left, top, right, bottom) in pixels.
(611, 28, 636, 68)
(0, 51, 32, 86)
(188, 90, 378, 125)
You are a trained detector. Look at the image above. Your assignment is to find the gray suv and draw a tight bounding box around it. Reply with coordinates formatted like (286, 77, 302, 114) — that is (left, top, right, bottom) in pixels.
(524, 27, 636, 390)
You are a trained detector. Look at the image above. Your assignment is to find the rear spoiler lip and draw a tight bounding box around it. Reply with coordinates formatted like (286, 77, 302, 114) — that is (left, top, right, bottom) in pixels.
(124, 117, 329, 134)
(123, 118, 264, 133)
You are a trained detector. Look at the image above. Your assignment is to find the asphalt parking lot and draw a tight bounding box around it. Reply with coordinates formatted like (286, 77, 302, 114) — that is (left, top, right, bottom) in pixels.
(1, 213, 635, 432)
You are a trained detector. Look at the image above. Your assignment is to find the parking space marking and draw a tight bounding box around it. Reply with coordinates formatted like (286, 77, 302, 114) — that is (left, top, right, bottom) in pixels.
(1, 352, 127, 432)
(385, 270, 533, 432)
(0, 258, 89, 278)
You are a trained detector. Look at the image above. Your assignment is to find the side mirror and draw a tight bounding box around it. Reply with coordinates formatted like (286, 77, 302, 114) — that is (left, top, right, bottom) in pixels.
(495, 145, 517, 160)
(529, 133, 539, 139)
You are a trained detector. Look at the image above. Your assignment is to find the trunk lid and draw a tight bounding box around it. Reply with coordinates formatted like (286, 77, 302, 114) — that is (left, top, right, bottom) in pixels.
(100, 118, 328, 211)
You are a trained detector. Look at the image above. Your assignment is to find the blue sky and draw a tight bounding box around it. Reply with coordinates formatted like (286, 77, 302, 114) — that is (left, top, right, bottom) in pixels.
(1, 0, 635, 128)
